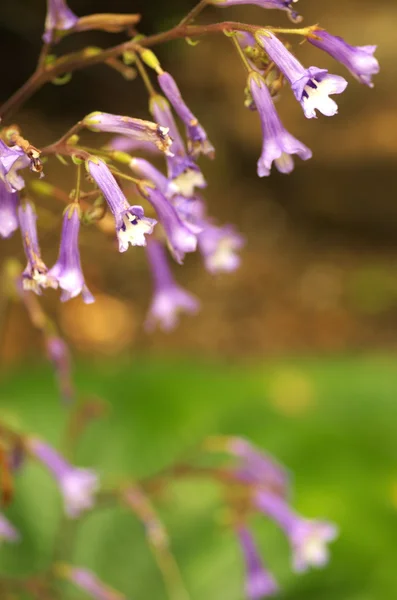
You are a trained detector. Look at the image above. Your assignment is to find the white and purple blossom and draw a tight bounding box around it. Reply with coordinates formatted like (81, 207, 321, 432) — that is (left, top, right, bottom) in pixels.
(150, 95, 207, 197)
(141, 186, 197, 264)
(64, 566, 125, 600)
(198, 223, 244, 273)
(49, 204, 94, 304)
(87, 158, 156, 252)
(145, 239, 200, 331)
(43, 0, 78, 44)
(255, 31, 348, 118)
(129, 157, 178, 199)
(255, 490, 338, 573)
(0, 514, 20, 544)
(0, 140, 30, 193)
(0, 182, 19, 238)
(84, 112, 173, 155)
(209, 0, 301, 22)
(27, 437, 99, 518)
(249, 72, 312, 176)
(237, 527, 278, 599)
(18, 201, 58, 294)
(158, 71, 215, 158)
(309, 30, 379, 88)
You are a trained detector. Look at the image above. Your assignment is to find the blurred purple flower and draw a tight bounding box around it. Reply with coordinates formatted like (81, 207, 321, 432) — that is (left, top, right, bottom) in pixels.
(129, 157, 178, 198)
(106, 135, 161, 154)
(66, 566, 125, 600)
(0, 140, 30, 193)
(145, 239, 200, 331)
(0, 514, 20, 544)
(28, 438, 99, 518)
(255, 31, 348, 118)
(237, 527, 278, 599)
(46, 335, 75, 403)
(0, 182, 19, 238)
(87, 158, 156, 251)
(209, 0, 301, 21)
(49, 204, 94, 303)
(309, 30, 379, 87)
(255, 490, 338, 572)
(198, 223, 244, 273)
(43, 0, 78, 44)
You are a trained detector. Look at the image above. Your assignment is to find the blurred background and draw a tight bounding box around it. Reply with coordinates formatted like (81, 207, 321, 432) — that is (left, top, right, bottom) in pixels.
(1, 0, 397, 599)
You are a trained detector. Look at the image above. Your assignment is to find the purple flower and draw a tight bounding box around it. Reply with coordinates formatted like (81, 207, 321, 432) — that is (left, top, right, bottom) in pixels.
(254, 490, 338, 573)
(145, 239, 200, 331)
(209, 0, 301, 22)
(106, 136, 160, 154)
(65, 566, 125, 600)
(237, 527, 278, 599)
(43, 0, 78, 44)
(158, 72, 215, 158)
(198, 223, 244, 273)
(0, 140, 30, 193)
(141, 186, 197, 264)
(18, 201, 58, 294)
(49, 204, 94, 304)
(308, 30, 379, 88)
(87, 159, 156, 251)
(0, 514, 20, 544)
(150, 95, 207, 197)
(256, 32, 348, 118)
(228, 437, 290, 497)
(249, 72, 312, 176)
(46, 335, 75, 403)
(129, 157, 178, 199)
(171, 194, 206, 235)
(28, 438, 99, 518)
(0, 182, 19, 238)
(84, 112, 173, 155)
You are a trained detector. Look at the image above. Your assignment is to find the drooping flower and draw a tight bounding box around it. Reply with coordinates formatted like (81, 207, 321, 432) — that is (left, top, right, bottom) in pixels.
(87, 158, 156, 251)
(150, 95, 207, 197)
(158, 71, 215, 158)
(27, 437, 99, 518)
(308, 30, 379, 88)
(254, 490, 338, 573)
(43, 0, 78, 44)
(45, 335, 75, 403)
(198, 223, 244, 273)
(255, 31, 348, 118)
(209, 0, 301, 22)
(145, 239, 200, 331)
(18, 201, 58, 294)
(141, 186, 197, 264)
(49, 204, 94, 303)
(237, 527, 278, 599)
(171, 194, 206, 235)
(0, 140, 30, 193)
(84, 112, 173, 155)
(248, 72, 312, 176)
(0, 182, 19, 238)
(63, 566, 125, 600)
(0, 514, 20, 544)
(129, 157, 178, 199)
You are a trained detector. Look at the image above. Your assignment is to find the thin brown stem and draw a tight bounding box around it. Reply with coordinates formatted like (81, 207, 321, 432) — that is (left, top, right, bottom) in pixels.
(178, 0, 208, 27)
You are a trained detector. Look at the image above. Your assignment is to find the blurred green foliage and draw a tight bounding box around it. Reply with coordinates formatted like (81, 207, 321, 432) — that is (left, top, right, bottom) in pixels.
(0, 356, 396, 599)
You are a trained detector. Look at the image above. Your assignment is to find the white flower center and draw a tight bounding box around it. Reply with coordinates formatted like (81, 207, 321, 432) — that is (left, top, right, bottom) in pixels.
(118, 213, 154, 250)
(302, 77, 339, 118)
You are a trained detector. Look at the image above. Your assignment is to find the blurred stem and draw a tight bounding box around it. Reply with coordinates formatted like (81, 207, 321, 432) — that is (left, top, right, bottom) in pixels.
(228, 32, 253, 74)
(135, 54, 157, 97)
(178, 0, 208, 26)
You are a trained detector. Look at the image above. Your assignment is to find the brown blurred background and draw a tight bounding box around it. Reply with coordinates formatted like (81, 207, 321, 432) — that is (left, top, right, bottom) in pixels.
(1, 0, 396, 360)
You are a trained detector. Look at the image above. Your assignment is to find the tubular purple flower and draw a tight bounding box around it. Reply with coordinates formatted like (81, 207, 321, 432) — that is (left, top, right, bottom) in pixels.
(84, 112, 173, 155)
(0, 140, 30, 193)
(254, 490, 338, 573)
(255, 31, 348, 118)
(308, 30, 379, 88)
(18, 201, 58, 294)
(171, 194, 206, 235)
(65, 566, 125, 600)
(237, 527, 278, 599)
(87, 158, 156, 251)
(249, 72, 312, 176)
(129, 157, 178, 199)
(150, 95, 207, 197)
(49, 204, 94, 304)
(209, 0, 301, 22)
(145, 239, 200, 331)
(106, 135, 161, 154)
(46, 335, 75, 404)
(0, 182, 19, 238)
(158, 72, 215, 158)
(198, 223, 244, 273)
(43, 0, 78, 44)
(0, 514, 20, 544)
(141, 186, 197, 264)
(27, 438, 99, 518)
